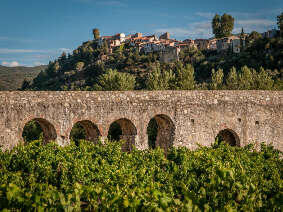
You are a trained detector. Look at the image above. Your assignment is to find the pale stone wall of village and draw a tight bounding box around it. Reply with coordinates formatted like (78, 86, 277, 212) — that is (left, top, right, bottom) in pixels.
(96, 32, 245, 63)
(0, 91, 282, 152)
(95, 29, 279, 63)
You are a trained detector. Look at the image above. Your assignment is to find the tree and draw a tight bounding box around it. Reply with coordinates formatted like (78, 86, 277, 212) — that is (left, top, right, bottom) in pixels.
(175, 64, 196, 90)
(246, 31, 262, 44)
(103, 40, 109, 54)
(59, 52, 67, 61)
(220, 13, 235, 38)
(255, 67, 274, 90)
(93, 28, 100, 40)
(46, 61, 60, 77)
(146, 67, 175, 90)
(210, 68, 224, 90)
(75, 62, 85, 71)
(238, 66, 254, 90)
(226, 67, 239, 90)
(212, 14, 221, 38)
(93, 69, 135, 91)
(212, 13, 234, 38)
(277, 12, 283, 38)
(21, 79, 30, 90)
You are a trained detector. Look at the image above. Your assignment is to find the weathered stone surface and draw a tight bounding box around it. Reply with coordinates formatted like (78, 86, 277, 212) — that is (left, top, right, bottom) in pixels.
(0, 91, 282, 151)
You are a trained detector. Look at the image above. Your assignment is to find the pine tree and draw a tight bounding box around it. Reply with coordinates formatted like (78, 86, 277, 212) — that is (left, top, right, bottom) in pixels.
(21, 79, 30, 90)
(210, 68, 224, 90)
(255, 67, 274, 90)
(238, 66, 254, 90)
(146, 67, 175, 90)
(175, 64, 196, 90)
(240, 27, 245, 50)
(226, 67, 239, 90)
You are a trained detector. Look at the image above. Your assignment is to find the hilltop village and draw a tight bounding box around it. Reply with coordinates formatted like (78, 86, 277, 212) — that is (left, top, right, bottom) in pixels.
(23, 11, 282, 92)
(94, 29, 278, 63)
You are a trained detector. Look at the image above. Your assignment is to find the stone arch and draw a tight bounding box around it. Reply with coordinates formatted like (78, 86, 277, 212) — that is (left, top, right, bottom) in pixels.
(107, 118, 137, 151)
(216, 129, 240, 146)
(70, 120, 101, 144)
(22, 118, 57, 144)
(147, 114, 175, 152)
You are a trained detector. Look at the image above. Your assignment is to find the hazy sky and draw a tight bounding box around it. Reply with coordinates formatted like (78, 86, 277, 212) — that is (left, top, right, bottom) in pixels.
(0, 0, 282, 67)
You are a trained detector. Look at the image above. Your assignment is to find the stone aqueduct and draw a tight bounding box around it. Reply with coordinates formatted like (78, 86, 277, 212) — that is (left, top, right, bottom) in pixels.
(0, 91, 282, 151)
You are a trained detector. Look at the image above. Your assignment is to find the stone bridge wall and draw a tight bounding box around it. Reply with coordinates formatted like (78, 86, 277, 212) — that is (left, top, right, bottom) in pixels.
(0, 91, 282, 151)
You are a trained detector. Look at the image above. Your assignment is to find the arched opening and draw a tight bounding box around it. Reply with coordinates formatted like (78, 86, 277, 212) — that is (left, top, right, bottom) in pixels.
(22, 118, 57, 144)
(147, 114, 175, 152)
(70, 120, 101, 145)
(216, 129, 240, 146)
(108, 118, 137, 151)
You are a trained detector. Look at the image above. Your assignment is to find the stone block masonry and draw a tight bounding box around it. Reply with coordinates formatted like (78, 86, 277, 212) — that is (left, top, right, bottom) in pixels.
(0, 91, 282, 151)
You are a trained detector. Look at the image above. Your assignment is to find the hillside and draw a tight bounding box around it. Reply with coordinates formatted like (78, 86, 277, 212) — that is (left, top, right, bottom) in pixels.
(24, 36, 283, 91)
(0, 65, 46, 90)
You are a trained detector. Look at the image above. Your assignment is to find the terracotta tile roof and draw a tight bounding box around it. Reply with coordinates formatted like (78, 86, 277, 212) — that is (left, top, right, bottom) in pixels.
(102, 36, 113, 39)
(177, 43, 190, 46)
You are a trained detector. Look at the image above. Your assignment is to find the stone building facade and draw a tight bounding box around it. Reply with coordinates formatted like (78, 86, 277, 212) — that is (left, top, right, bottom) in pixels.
(159, 46, 180, 63)
(0, 91, 282, 152)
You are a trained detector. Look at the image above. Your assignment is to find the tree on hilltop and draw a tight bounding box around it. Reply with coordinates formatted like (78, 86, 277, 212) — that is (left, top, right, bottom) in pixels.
(93, 28, 100, 40)
(246, 31, 262, 44)
(212, 13, 234, 38)
(212, 14, 222, 38)
(277, 12, 283, 38)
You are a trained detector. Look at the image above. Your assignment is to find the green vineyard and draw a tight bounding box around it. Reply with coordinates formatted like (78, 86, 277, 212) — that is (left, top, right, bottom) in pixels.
(0, 140, 282, 211)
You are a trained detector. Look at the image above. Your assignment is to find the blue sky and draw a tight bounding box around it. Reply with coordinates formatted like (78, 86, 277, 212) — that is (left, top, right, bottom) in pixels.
(0, 0, 282, 67)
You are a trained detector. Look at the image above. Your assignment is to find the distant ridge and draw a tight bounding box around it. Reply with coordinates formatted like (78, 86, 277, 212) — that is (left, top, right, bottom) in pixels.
(0, 65, 47, 90)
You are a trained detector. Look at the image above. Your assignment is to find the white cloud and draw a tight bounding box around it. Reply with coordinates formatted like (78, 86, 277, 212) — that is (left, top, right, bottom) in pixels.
(155, 28, 191, 37)
(234, 19, 276, 34)
(0, 48, 50, 54)
(161, 9, 278, 40)
(74, 0, 126, 7)
(195, 12, 215, 19)
(59, 48, 72, 53)
(0, 48, 72, 54)
(33, 62, 45, 66)
(96, 1, 126, 7)
(154, 21, 213, 39)
(0, 36, 9, 40)
(230, 8, 283, 19)
(1, 61, 20, 67)
(237, 19, 274, 26)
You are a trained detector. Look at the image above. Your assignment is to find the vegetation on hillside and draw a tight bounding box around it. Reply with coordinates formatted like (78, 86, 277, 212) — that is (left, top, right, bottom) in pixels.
(278, 12, 283, 38)
(0, 140, 282, 210)
(21, 37, 283, 91)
